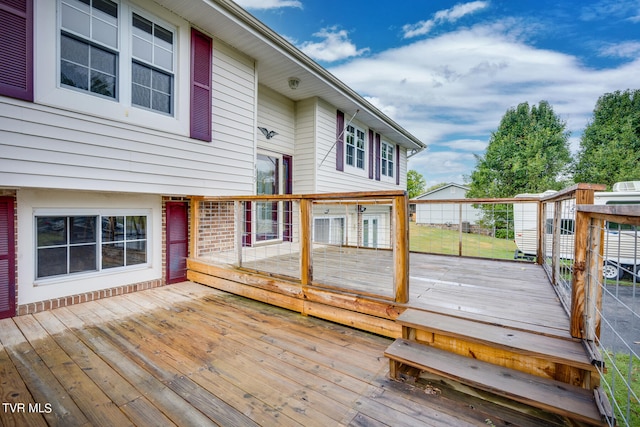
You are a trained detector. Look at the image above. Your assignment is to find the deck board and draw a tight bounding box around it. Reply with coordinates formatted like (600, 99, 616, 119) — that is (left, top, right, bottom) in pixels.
(0, 282, 518, 427)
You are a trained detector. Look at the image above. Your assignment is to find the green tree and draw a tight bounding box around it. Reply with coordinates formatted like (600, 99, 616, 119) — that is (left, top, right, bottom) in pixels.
(467, 101, 572, 198)
(573, 89, 640, 188)
(407, 170, 426, 198)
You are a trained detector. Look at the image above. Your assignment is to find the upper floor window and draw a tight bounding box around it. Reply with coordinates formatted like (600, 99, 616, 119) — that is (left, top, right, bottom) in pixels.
(381, 141, 394, 178)
(58, 1, 175, 115)
(60, 0, 119, 98)
(131, 13, 174, 114)
(346, 124, 366, 170)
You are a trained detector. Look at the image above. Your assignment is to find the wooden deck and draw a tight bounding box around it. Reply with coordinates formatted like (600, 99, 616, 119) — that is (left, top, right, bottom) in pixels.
(0, 281, 571, 427)
(407, 254, 572, 339)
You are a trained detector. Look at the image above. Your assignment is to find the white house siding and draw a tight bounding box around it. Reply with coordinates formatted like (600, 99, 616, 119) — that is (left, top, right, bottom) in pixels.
(15, 189, 162, 305)
(415, 185, 481, 225)
(211, 41, 257, 195)
(1, 0, 257, 197)
(293, 98, 318, 194)
(257, 85, 295, 156)
(315, 100, 408, 193)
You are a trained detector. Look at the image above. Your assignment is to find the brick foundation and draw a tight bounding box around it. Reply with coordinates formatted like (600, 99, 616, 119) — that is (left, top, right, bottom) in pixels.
(16, 278, 166, 316)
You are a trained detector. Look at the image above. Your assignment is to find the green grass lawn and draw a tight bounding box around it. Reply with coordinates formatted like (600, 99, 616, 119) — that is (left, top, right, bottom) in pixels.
(603, 351, 640, 426)
(409, 222, 519, 260)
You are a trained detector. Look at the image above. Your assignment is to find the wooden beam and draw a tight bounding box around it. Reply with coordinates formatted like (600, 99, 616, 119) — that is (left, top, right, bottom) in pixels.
(189, 197, 202, 260)
(393, 194, 409, 303)
(570, 188, 597, 339)
(299, 199, 312, 286)
(585, 216, 605, 343)
(536, 201, 544, 265)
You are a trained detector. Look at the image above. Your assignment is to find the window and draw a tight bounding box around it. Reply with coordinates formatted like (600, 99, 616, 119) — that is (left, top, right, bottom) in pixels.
(131, 13, 174, 114)
(37, 216, 98, 278)
(314, 217, 345, 245)
(36, 212, 148, 279)
(58, 2, 175, 115)
(345, 125, 366, 170)
(381, 141, 394, 178)
(102, 216, 147, 268)
(60, 0, 119, 98)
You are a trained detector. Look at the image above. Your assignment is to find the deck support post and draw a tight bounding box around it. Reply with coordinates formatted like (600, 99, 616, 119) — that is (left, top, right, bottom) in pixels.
(300, 198, 313, 286)
(235, 201, 244, 267)
(570, 188, 597, 339)
(190, 197, 202, 261)
(393, 193, 409, 303)
(536, 200, 544, 265)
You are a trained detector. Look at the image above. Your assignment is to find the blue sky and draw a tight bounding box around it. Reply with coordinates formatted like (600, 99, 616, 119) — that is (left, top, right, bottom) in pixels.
(235, 0, 640, 188)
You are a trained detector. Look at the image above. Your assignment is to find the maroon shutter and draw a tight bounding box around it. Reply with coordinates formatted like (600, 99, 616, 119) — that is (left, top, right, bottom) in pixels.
(368, 129, 374, 179)
(166, 202, 188, 284)
(0, 0, 33, 101)
(283, 155, 293, 242)
(395, 144, 401, 185)
(336, 110, 345, 171)
(243, 202, 252, 247)
(190, 29, 212, 141)
(0, 197, 15, 319)
(375, 133, 381, 181)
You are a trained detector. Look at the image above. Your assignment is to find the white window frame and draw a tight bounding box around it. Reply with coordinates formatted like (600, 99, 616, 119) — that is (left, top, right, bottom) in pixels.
(59, 0, 120, 100)
(381, 140, 395, 181)
(34, 208, 151, 284)
(345, 124, 367, 176)
(252, 151, 285, 245)
(130, 9, 176, 115)
(56, 0, 177, 116)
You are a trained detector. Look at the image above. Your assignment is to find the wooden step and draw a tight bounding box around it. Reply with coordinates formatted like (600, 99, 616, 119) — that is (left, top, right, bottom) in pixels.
(385, 339, 609, 426)
(396, 308, 596, 372)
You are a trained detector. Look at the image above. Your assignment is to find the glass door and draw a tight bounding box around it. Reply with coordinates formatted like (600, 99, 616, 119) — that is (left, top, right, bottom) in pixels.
(256, 154, 279, 242)
(362, 216, 378, 248)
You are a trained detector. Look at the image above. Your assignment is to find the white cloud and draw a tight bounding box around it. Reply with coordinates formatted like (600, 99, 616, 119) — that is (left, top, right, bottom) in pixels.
(234, 0, 302, 10)
(299, 27, 369, 62)
(329, 19, 640, 184)
(599, 41, 640, 58)
(403, 1, 489, 38)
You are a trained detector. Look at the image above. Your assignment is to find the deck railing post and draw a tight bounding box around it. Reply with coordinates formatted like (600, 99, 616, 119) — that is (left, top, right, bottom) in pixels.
(458, 203, 463, 256)
(584, 215, 604, 342)
(536, 201, 544, 265)
(393, 193, 409, 303)
(190, 197, 201, 261)
(570, 188, 597, 338)
(300, 198, 313, 286)
(235, 201, 243, 267)
(552, 200, 561, 285)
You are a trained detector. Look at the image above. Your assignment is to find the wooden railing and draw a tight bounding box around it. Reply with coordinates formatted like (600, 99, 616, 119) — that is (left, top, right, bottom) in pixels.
(572, 203, 640, 426)
(539, 184, 607, 326)
(410, 197, 541, 261)
(189, 190, 410, 303)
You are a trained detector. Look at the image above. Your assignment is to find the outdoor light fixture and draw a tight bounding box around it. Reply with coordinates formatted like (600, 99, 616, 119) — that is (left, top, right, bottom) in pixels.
(258, 127, 278, 139)
(288, 77, 300, 90)
(358, 205, 366, 213)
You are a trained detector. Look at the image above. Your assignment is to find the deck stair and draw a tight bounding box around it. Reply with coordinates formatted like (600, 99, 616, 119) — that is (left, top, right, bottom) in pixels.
(385, 309, 613, 426)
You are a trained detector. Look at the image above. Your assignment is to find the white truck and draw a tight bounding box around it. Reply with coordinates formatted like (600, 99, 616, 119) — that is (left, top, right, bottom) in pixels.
(513, 182, 640, 280)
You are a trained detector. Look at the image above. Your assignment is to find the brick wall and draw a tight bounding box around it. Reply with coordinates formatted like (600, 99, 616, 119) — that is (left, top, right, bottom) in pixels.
(197, 201, 236, 257)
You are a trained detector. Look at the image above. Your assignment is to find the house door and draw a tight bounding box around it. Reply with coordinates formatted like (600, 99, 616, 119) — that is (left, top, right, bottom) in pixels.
(0, 197, 15, 319)
(256, 154, 279, 242)
(166, 202, 188, 284)
(362, 216, 378, 248)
